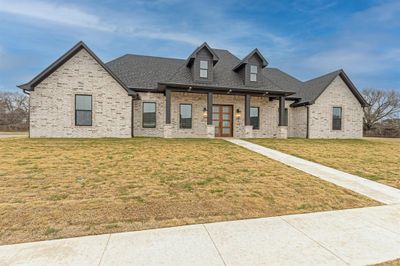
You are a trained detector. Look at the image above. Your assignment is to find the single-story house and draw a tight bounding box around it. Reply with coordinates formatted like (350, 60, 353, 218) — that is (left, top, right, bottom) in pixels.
(18, 41, 367, 139)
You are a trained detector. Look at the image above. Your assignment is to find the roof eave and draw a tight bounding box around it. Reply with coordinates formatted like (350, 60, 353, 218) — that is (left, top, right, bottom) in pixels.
(158, 82, 295, 96)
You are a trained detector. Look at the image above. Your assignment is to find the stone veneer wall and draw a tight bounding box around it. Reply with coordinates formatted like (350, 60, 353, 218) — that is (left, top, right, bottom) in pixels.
(308, 76, 363, 138)
(29, 49, 132, 138)
(289, 106, 307, 138)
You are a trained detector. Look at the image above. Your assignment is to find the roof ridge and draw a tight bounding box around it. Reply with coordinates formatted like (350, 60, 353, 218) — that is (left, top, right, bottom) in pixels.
(126, 54, 185, 61)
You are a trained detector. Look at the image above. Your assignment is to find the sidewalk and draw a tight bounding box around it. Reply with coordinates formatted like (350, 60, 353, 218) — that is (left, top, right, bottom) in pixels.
(226, 138, 400, 205)
(1, 204, 399, 265)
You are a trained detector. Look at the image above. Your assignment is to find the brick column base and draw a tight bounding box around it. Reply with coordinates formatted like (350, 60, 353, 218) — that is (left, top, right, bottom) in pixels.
(277, 126, 288, 139)
(206, 125, 215, 138)
(244, 125, 253, 138)
(164, 124, 173, 138)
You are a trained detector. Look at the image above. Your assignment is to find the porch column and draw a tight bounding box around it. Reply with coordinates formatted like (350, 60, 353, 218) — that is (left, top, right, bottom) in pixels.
(207, 92, 213, 125)
(245, 94, 251, 126)
(277, 96, 288, 139)
(278, 96, 286, 126)
(165, 89, 171, 124)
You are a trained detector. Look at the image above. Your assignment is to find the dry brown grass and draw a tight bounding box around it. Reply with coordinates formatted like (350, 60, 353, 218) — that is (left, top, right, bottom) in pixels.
(0, 138, 378, 244)
(372, 258, 400, 266)
(249, 138, 400, 189)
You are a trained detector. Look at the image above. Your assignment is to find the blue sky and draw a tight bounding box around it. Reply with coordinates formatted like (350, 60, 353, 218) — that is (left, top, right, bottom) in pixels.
(0, 0, 399, 92)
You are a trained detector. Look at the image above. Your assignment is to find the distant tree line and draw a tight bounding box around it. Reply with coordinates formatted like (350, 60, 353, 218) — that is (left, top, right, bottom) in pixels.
(362, 88, 400, 137)
(0, 91, 29, 131)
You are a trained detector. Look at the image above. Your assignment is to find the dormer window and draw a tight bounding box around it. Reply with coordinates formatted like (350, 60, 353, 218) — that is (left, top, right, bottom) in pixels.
(200, 60, 208, 78)
(250, 65, 257, 82)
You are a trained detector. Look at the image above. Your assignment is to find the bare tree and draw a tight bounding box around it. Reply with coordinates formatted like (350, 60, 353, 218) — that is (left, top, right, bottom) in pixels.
(0, 91, 29, 131)
(362, 88, 400, 131)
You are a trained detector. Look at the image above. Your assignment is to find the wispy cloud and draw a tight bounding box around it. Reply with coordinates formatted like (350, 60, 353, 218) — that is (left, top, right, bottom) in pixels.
(0, 0, 293, 52)
(0, 0, 113, 31)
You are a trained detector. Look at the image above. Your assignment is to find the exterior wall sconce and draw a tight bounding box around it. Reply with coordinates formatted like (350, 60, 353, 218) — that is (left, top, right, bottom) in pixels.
(203, 107, 207, 118)
(235, 108, 241, 119)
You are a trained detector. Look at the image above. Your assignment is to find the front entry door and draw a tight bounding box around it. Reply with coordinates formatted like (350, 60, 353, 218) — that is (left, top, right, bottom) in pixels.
(212, 105, 233, 137)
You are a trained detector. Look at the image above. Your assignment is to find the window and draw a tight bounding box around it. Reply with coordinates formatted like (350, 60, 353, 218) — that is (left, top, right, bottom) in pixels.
(75, 95, 92, 126)
(250, 107, 260, 130)
(200, 60, 208, 78)
(250, 65, 257, 82)
(143, 102, 156, 128)
(180, 104, 192, 129)
(332, 107, 342, 130)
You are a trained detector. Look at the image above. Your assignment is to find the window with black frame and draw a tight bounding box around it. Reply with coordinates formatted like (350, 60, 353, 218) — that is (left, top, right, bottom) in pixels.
(332, 107, 342, 130)
(143, 102, 156, 128)
(250, 107, 259, 129)
(75, 95, 92, 126)
(180, 104, 192, 129)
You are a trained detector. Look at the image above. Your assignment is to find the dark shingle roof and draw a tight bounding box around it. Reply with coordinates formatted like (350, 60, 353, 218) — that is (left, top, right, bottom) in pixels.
(106, 46, 367, 106)
(106, 54, 185, 89)
(263, 68, 367, 107)
(296, 70, 343, 104)
(107, 49, 287, 93)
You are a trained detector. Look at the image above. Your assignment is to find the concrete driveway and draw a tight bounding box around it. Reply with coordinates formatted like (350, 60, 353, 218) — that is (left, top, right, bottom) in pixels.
(1, 204, 399, 266)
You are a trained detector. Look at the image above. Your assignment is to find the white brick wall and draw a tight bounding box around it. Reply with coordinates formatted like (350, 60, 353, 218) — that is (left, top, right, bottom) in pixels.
(309, 76, 363, 138)
(29, 49, 132, 138)
(289, 106, 307, 138)
(133, 92, 165, 137)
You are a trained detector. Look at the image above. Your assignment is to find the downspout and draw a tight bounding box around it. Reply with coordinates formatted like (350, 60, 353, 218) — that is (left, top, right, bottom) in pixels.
(131, 96, 135, 138)
(306, 105, 310, 139)
(22, 89, 31, 138)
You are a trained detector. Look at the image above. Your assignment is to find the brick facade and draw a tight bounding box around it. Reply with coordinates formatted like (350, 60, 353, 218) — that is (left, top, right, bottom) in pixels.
(27, 51, 363, 139)
(29, 49, 132, 138)
(133, 92, 289, 138)
(308, 76, 364, 138)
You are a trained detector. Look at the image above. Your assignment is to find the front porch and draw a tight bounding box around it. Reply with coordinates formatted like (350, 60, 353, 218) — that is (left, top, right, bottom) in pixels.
(133, 85, 292, 139)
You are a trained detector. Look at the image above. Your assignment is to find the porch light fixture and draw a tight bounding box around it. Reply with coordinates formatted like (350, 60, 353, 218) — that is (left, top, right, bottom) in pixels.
(188, 86, 192, 91)
(203, 107, 207, 118)
(227, 89, 232, 94)
(235, 108, 241, 119)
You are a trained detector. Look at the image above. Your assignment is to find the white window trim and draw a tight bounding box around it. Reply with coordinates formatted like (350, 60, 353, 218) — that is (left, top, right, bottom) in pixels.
(200, 60, 208, 78)
(250, 65, 257, 82)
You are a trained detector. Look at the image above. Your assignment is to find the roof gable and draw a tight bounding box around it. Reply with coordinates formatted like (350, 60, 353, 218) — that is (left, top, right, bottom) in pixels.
(185, 42, 219, 67)
(291, 69, 367, 107)
(18, 41, 130, 94)
(233, 48, 268, 72)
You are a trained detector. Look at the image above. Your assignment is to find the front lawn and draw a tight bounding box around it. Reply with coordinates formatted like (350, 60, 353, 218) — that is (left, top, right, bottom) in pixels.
(0, 138, 377, 244)
(248, 138, 400, 189)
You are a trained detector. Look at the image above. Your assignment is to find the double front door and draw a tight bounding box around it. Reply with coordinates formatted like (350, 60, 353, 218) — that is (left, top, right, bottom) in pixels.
(212, 105, 233, 137)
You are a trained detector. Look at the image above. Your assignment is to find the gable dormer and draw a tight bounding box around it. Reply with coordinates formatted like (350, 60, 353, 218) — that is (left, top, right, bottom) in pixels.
(186, 42, 219, 83)
(233, 48, 268, 86)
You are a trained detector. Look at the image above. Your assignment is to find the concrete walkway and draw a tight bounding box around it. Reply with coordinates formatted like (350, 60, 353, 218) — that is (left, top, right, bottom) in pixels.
(1, 204, 399, 265)
(226, 138, 400, 205)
